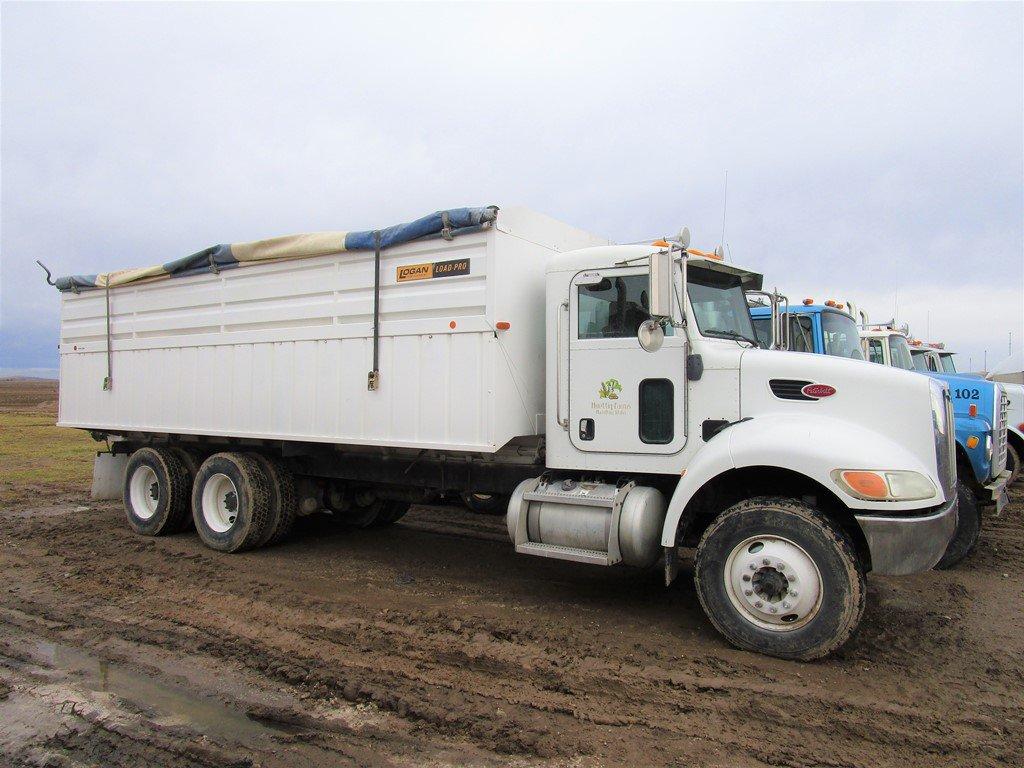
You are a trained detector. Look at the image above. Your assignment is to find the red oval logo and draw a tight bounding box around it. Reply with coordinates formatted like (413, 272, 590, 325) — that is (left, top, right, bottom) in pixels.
(802, 383, 836, 399)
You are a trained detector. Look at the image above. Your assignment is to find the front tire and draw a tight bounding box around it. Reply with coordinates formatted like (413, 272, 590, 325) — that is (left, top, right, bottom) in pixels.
(694, 497, 866, 660)
(123, 447, 192, 536)
(1006, 443, 1020, 486)
(934, 481, 980, 570)
(192, 453, 272, 553)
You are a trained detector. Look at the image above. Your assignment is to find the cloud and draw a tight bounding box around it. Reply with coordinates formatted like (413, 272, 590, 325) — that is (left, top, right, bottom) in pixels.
(2, 2, 1021, 373)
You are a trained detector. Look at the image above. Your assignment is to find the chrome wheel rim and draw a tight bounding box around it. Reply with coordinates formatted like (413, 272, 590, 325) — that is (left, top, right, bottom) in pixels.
(129, 465, 160, 520)
(201, 473, 239, 533)
(724, 535, 823, 631)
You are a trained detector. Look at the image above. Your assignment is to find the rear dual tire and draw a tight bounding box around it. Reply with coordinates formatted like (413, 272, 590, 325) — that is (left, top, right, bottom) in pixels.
(124, 447, 192, 536)
(462, 492, 507, 515)
(192, 453, 273, 553)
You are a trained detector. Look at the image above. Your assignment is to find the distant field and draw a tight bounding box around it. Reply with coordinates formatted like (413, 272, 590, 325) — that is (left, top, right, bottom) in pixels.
(0, 379, 96, 505)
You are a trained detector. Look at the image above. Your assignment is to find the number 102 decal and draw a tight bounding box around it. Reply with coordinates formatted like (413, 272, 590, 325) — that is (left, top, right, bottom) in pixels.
(953, 388, 980, 400)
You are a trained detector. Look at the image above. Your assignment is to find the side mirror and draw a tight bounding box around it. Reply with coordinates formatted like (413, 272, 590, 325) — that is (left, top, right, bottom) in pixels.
(649, 249, 672, 319)
(638, 319, 665, 353)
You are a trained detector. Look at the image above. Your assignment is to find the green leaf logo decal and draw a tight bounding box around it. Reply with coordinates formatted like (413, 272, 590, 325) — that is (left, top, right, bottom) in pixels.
(598, 378, 623, 400)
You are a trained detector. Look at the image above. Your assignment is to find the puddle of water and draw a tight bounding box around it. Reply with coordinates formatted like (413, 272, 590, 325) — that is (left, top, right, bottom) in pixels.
(33, 640, 279, 742)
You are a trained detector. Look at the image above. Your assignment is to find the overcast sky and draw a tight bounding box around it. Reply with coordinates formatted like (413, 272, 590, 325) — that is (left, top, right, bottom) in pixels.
(2, 1, 1021, 376)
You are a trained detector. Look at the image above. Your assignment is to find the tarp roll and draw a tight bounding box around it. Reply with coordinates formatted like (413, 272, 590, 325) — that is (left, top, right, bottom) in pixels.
(53, 206, 498, 292)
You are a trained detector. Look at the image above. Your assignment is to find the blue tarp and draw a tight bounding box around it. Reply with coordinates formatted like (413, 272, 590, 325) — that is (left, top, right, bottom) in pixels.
(53, 206, 498, 292)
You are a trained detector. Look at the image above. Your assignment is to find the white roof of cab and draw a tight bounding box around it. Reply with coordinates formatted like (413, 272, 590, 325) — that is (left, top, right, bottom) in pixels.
(545, 244, 764, 289)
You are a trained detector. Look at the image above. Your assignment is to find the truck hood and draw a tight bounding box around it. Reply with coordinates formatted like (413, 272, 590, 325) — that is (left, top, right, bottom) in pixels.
(738, 348, 939, 479)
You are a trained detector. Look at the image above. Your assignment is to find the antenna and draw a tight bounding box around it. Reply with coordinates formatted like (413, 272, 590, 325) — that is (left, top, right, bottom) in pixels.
(893, 266, 899, 323)
(719, 170, 729, 251)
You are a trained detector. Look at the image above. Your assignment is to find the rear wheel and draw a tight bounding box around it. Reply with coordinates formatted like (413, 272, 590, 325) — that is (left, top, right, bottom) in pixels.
(372, 500, 411, 527)
(694, 497, 865, 660)
(169, 448, 201, 531)
(246, 453, 297, 546)
(192, 453, 272, 553)
(123, 447, 192, 536)
(462, 492, 506, 515)
(934, 481, 980, 570)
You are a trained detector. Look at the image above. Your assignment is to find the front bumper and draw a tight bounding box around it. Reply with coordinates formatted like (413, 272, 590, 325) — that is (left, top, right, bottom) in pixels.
(979, 469, 1011, 515)
(854, 493, 958, 575)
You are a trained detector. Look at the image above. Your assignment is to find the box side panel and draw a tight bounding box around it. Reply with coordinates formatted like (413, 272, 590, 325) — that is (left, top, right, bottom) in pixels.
(58, 233, 502, 451)
(489, 210, 613, 444)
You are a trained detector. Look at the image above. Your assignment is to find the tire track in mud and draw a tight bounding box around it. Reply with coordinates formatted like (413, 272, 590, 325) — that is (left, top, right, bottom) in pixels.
(2, 499, 1024, 766)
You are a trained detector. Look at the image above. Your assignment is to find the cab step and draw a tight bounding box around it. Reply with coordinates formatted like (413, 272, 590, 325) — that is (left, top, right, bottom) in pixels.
(515, 541, 609, 566)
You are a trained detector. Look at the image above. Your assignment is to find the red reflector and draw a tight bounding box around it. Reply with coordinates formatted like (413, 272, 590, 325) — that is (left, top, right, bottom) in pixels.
(801, 384, 837, 399)
(495, 321, 511, 331)
(449, 321, 457, 329)
(968, 404, 977, 418)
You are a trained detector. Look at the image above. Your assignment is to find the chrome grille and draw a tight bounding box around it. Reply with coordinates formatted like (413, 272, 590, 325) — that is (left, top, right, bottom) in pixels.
(942, 391, 956, 495)
(994, 387, 1009, 475)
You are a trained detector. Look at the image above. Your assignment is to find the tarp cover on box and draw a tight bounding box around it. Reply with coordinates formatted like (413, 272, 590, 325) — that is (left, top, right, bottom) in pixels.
(52, 206, 498, 292)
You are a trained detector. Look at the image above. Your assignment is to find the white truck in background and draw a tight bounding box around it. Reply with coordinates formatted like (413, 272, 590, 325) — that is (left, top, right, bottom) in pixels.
(52, 206, 958, 660)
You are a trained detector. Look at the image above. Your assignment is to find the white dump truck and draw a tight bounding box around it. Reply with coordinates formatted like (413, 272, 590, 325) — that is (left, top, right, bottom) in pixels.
(50, 206, 958, 660)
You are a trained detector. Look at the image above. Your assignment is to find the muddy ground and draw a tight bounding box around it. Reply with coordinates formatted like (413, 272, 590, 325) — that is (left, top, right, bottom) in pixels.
(1, 381, 1022, 767)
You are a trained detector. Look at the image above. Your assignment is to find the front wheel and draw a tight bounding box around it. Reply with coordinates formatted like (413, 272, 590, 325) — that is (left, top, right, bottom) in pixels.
(694, 497, 866, 661)
(934, 481, 980, 570)
(1006, 443, 1020, 486)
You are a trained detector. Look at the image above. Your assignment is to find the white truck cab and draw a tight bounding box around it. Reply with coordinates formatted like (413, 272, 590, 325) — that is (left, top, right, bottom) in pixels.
(509, 240, 957, 658)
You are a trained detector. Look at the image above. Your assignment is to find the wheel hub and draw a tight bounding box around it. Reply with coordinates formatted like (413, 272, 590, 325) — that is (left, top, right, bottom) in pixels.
(129, 465, 160, 521)
(725, 536, 823, 631)
(201, 473, 240, 534)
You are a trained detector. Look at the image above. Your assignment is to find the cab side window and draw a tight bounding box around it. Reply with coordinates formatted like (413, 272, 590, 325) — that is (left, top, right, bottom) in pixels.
(578, 274, 655, 339)
(867, 339, 884, 364)
(789, 315, 814, 353)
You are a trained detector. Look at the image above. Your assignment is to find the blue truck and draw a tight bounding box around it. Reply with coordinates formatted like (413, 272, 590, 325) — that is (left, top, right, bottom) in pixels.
(751, 300, 1010, 568)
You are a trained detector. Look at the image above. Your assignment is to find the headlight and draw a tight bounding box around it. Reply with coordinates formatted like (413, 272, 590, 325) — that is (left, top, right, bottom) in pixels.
(985, 435, 992, 460)
(929, 381, 947, 436)
(831, 469, 937, 502)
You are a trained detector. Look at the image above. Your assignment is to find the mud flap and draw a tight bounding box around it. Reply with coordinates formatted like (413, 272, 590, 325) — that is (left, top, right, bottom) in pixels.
(664, 546, 680, 586)
(91, 452, 128, 500)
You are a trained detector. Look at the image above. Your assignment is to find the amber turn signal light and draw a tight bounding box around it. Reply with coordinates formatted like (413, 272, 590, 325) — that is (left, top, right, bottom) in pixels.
(839, 471, 889, 499)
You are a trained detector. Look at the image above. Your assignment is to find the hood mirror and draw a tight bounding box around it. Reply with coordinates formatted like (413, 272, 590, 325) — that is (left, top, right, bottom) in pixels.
(638, 319, 665, 352)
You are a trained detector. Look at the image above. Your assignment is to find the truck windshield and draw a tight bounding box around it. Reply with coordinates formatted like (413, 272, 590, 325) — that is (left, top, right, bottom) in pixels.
(821, 312, 865, 360)
(888, 334, 915, 370)
(939, 353, 957, 373)
(688, 268, 758, 343)
(910, 350, 930, 372)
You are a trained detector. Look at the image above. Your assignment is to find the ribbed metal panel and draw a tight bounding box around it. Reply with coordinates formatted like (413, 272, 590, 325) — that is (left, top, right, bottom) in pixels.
(994, 388, 1009, 474)
(768, 379, 814, 401)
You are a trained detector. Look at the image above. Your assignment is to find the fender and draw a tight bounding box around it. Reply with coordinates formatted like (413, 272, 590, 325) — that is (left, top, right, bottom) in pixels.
(660, 412, 945, 547)
(953, 414, 995, 483)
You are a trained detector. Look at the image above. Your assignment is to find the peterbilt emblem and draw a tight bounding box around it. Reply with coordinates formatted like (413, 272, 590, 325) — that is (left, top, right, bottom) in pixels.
(801, 384, 837, 399)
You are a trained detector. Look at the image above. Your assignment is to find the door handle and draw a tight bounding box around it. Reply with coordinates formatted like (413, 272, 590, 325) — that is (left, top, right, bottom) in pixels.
(579, 418, 595, 441)
(556, 299, 568, 430)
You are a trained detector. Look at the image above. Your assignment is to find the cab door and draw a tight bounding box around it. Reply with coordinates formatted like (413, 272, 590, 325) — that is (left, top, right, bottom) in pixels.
(567, 266, 687, 454)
